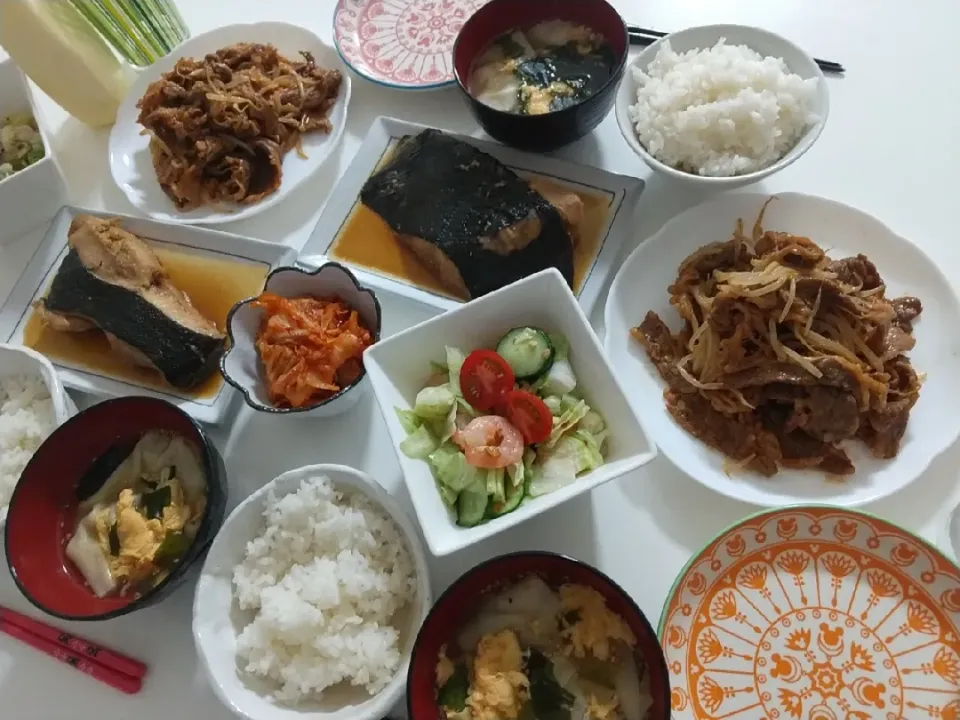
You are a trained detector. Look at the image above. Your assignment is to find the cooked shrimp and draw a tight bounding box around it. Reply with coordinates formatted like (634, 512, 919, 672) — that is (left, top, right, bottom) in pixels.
(455, 416, 524, 469)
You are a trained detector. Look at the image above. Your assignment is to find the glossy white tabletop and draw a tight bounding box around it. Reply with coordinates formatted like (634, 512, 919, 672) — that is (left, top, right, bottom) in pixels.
(1, 1, 959, 718)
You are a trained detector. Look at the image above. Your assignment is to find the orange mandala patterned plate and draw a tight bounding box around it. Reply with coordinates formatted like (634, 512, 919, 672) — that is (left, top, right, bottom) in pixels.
(660, 507, 960, 720)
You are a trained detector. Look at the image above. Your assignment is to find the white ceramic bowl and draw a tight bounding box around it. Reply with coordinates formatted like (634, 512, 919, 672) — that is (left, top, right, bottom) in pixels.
(0, 344, 76, 426)
(0, 59, 67, 245)
(0, 344, 77, 525)
(604, 192, 960, 507)
(615, 24, 829, 189)
(221, 262, 382, 418)
(193, 463, 431, 720)
(364, 268, 658, 556)
(109, 22, 351, 225)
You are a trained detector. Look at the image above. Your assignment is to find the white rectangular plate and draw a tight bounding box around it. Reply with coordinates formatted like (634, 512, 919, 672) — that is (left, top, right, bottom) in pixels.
(300, 116, 644, 315)
(0, 206, 297, 425)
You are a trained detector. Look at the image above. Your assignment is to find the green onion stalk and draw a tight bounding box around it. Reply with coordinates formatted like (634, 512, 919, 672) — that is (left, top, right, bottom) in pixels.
(67, 0, 189, 67)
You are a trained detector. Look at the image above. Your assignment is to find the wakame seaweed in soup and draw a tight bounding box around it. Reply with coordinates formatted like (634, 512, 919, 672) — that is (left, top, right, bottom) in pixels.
(468, 20, 615, 116)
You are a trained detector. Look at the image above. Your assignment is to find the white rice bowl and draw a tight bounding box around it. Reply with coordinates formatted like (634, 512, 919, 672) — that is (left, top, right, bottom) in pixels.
(628, 38, 820, 177)
(193, 464, 430, 720)
(234, 475, 416, 703)
(0, 374, 55, 523)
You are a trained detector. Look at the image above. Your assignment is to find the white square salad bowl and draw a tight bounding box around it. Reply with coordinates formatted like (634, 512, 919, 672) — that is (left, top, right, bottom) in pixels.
(364, 269, 657, 556)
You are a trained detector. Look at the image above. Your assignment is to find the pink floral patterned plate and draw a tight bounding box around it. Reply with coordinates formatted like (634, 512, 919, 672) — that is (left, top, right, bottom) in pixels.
(333, 0, 487, 90)
(661, 506, 960, 720)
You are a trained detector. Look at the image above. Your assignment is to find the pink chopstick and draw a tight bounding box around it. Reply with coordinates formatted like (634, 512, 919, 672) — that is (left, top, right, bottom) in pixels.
(0, 606, 147, 679)
(0, 608, 146, 694)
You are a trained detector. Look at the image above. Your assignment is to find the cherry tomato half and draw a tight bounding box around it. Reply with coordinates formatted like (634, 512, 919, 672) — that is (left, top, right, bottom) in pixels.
(501, 389, 553, 445)
(460, 350, 515, 411)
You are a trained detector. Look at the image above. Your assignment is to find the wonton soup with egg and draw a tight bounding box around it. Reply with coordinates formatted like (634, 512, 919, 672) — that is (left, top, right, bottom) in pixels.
(468, 20, 616, 116)
(435, 576, 654, 720)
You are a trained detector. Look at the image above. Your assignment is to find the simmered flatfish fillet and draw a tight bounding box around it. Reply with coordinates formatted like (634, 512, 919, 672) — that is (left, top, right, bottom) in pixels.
(35, 215, 226, 389)
(360, 129, 575, 299)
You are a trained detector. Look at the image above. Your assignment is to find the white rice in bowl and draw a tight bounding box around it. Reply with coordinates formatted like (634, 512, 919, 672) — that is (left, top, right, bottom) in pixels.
(0, 374, 55, 523)
(233, 475, 417, 705)
(628, 39, 820, 177)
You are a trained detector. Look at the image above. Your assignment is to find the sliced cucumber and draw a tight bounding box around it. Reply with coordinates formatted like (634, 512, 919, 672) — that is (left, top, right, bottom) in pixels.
(490, 474, 525, 517)
(486, 468, 506, 504)
(435, 479, 459, 508)
(456, 481, 489, 527)
(496, 327, 554, 380)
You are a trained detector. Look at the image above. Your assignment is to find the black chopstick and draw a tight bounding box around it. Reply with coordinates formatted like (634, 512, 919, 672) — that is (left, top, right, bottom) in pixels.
(626, 25, 844, 74)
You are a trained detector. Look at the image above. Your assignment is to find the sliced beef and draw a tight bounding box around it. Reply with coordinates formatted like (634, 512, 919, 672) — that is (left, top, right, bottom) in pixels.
(207, 154, 251, 203)
(716, 325, 765, 375)
(631, 312, 693, 392)
(857, 358, 919, 458)
(708, 296, 746, 335)
(795, 277, 856, 314)
(244, 138, 283, 203)
(725, 362, 817, 389)
(818, 449, 857, 475)
(710, 296, 773, 338)
(214, 42, 281, 70)
(670, 292, 699, 327)
(665, 390, 780, 476)
(796, 386, 861, 441)
(670, 241, 744, 292)
(816, 358, 864, 392)
(777, 431, 838, 470)
(760, 401, 856, 475)
(754, 231, 824, 268)
(859, 403, 912, 459)
(888, 357, 921, 394)
(794, 277, 896, 324)
(869, 325, 916, 359)
(142, 105, 207, 145)
(891, 296, 923, 332)
(725, 363, 816, 388)
(828, 255, 883, 290)
(724, 358, 858, 394)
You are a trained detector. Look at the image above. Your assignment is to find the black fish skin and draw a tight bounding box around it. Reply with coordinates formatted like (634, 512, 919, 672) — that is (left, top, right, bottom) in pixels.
(42, 249, 225, 389)
(360, 130, 574, 298)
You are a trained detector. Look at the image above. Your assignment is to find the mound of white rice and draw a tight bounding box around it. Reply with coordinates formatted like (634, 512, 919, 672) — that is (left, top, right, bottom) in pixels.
(233, 475, 417, 705)
(628, 39, 820, 177)
(0, 374, 55, 523)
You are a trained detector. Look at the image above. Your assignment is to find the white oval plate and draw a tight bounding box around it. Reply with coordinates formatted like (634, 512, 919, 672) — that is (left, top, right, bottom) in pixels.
(604, 192, 960, 507)
(109, 22, 351, 225)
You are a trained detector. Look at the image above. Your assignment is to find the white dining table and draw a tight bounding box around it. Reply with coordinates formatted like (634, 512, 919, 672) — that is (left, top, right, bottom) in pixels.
(2, 0, 960, 718)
